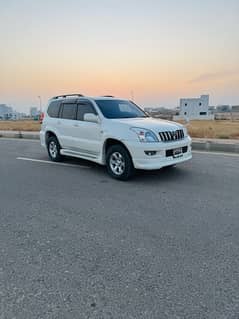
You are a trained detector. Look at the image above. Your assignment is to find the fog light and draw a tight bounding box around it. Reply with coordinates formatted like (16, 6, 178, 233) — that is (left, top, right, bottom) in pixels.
(145, 151, 157, 156)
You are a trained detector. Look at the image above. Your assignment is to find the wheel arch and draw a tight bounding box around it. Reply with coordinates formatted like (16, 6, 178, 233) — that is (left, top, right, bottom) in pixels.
(45, 131, 60, 146)
(102, 138, 132, 165)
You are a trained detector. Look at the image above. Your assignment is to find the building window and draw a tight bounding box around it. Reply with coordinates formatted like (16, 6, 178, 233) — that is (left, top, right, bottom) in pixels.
(184, 112, 187, 115)
(200, 112, 207, 115)
(199, 102, 202, 106)
(185, 103, 187, 106)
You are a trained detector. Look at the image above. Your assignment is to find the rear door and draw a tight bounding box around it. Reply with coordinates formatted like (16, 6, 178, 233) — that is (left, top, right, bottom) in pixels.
(57, 101, 77, 149)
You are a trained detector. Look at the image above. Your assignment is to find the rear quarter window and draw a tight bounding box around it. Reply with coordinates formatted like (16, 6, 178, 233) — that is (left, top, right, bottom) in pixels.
(47, 101, 61, 118)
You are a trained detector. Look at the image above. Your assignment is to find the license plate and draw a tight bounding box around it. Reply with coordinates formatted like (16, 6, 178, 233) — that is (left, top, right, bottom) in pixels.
(173, 147, 183, 158)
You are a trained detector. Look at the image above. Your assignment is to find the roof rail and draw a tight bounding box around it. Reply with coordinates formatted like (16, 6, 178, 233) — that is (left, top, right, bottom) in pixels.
(52, 94, 84, 99)
(102, 95, 115, 98)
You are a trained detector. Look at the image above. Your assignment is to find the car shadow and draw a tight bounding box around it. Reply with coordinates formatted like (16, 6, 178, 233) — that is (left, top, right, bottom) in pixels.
(39, 154, 192, 184)
(133, 165, 191, 182)
(61, 156, 99, 167)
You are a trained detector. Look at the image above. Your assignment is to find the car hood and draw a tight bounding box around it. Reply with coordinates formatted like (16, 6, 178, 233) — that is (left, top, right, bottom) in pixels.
(111, 117, 183, 132)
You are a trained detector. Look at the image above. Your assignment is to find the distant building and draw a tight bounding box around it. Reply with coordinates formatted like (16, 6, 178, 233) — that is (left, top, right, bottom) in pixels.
(214, 105, 239, 120)
(173, 95, 214, 120)
(144, 107, 177, 120)
(209, 106, 216, 113)
(232, 105, 239, 112)
(30, 107, 40, 118)
(0, 104, 30, 120)
(0, 104, 14, 120)
(216, 105, 231, 112)
(10, 111, 26, 120)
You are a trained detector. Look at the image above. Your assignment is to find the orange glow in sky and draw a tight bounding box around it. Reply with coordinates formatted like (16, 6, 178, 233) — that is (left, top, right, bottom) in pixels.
(0, 0, 239, 112)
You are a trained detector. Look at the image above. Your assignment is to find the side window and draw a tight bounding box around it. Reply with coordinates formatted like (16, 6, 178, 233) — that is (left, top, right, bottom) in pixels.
(60, 103, 77, 120)
(47, 101, 61, 118)
(77, 103, 97, 121)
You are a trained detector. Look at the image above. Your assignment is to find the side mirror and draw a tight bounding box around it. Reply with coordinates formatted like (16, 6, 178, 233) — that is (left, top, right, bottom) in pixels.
(83, 113, 99, 123)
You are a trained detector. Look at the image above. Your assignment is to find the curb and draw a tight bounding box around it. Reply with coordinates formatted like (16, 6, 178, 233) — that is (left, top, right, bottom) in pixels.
(1, 131, 239, 154)
(192, 140, 239, 154)
(0, 131, 40, 140)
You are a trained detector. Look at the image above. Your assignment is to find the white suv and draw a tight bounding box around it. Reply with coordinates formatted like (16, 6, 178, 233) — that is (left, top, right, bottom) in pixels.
(40, 94, 192, 180)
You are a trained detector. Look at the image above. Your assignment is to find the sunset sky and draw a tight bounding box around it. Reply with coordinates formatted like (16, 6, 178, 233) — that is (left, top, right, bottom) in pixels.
(0, 0, 239, 112)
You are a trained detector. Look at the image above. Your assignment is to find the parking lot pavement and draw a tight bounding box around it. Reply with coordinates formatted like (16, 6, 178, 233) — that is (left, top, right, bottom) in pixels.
(0, 138, 239, 319)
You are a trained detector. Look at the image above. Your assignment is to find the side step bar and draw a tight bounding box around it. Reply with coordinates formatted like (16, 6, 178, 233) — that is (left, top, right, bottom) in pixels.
(60, 149, 97, 160)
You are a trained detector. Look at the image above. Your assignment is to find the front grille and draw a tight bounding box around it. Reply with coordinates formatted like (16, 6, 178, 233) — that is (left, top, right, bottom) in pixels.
(159, 129, 184, 142)
(166, 146, 188, 157)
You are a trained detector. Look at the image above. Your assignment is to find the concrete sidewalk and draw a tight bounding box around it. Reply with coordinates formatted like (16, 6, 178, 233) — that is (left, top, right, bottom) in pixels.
(0, 130, 40, 140)
(0, 130, 239, 154)
(192, 137, 239, 154)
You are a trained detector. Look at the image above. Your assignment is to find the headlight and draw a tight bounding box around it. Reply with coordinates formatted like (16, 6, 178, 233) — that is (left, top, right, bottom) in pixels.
(183, 127, 188, 137)
(131, 127, 159, 143)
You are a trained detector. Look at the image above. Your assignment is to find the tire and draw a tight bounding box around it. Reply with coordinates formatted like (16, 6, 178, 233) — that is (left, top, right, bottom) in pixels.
(47, 136, 63, 162)
(106, 144, 135, 180)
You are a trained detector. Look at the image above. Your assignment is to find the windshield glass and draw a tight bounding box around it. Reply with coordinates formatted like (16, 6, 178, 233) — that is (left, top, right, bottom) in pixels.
(95, 99, 147, 119)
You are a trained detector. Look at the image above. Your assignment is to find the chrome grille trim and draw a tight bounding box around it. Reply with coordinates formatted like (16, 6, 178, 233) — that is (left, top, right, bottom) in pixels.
(159, 129, 184, 142)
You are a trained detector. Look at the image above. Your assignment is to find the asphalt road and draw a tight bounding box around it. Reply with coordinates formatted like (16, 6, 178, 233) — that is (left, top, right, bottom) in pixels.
(0, 138, 239, 319)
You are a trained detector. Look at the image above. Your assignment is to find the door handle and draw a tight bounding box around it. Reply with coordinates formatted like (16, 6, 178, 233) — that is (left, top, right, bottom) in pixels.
(73, 123, 79, 127)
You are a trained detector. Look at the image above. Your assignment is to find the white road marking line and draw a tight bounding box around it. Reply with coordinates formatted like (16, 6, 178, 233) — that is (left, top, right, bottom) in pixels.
(16, 157, 91, 168)
(192, 150, 239, 157)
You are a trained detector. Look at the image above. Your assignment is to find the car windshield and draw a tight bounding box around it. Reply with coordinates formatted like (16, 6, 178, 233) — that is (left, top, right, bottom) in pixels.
(95, 99, 147, 119)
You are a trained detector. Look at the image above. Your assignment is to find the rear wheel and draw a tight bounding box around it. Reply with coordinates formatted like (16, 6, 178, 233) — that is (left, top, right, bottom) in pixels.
(47, 136, 63, 162)
(106, 145, 135, 181)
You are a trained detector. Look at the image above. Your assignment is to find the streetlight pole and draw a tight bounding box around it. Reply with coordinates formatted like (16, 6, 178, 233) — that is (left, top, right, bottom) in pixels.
(38, 96, 42, 113)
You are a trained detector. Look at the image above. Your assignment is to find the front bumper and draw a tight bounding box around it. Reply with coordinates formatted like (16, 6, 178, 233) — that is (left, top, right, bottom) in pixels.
(124, 136, 192, 170)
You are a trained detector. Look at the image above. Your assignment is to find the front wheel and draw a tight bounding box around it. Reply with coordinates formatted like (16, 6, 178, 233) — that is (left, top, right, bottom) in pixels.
(106, 145, 135, 181)
(47, 136, 63, 162)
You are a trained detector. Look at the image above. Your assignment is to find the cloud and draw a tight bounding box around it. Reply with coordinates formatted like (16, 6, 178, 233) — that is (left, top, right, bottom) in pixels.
(189, 69, 239, 83)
